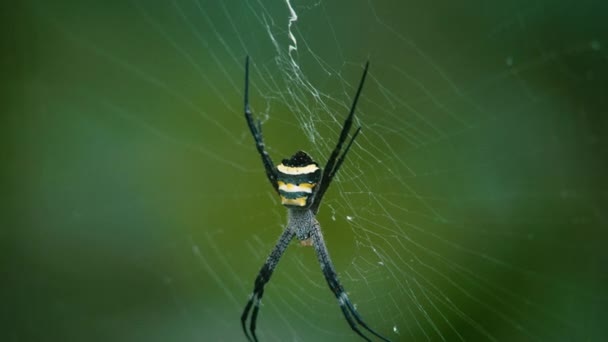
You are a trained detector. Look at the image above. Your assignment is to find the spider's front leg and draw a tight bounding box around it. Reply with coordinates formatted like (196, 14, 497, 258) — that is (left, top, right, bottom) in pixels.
(310, 220, 392, 342)
(241, 227, 295, 342)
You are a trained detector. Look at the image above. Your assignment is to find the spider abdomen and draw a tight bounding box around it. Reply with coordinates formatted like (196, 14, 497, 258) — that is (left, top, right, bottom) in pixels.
(276, 151, 321, 208)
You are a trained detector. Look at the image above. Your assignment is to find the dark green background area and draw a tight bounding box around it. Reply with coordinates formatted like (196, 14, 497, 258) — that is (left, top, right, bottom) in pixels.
(3, 1, 607, 341)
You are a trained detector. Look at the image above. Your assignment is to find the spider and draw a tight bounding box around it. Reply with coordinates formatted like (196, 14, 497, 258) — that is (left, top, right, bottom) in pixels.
(240, 57, 390, 342)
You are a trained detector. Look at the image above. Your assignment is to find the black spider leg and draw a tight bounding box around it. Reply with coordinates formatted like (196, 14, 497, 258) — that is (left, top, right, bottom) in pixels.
(312, 61, 369, 213)
(310, 220, 391, 342)
(241, 227, 295, 342)
(244, 56, 279, 193)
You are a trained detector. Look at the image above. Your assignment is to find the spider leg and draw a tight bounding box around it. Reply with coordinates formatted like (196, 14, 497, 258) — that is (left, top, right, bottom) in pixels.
(341, 293, 391, 342)
(244, 56, 279, 193)
(328, 126, 361, 182)
(312, 62, 369, 212)
(310, 220, 391, 342)
(241, 227, 295, 342)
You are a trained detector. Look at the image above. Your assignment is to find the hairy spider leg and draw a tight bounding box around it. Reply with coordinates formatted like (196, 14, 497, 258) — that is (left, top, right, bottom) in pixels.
(244, 56, 279, 194)
(310, 221, 392, 342)
(328, 126, 361, 183)
(311, 62, 369, 213)
(241, 227, 295, 342)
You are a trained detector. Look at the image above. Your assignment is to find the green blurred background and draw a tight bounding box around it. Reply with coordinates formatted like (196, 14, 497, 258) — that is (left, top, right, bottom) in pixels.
(3, 1, 607, 341)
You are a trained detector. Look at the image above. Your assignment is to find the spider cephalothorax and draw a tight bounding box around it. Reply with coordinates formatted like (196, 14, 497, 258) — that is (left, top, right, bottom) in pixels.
(276, 151, 321, 208)
(240, 56, 390, 342)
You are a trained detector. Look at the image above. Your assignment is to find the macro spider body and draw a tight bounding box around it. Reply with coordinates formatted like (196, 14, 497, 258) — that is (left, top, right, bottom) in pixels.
(241, 57, 390, 342)
(276, 151, 320, 209)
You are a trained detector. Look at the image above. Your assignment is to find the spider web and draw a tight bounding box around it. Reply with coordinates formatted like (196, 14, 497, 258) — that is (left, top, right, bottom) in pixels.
(7, 0, 608, 341)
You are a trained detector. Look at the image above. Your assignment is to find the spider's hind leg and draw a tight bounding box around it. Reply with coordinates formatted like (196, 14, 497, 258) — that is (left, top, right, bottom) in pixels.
(311, 62, 369, 213)
(243, 56, 279, 193)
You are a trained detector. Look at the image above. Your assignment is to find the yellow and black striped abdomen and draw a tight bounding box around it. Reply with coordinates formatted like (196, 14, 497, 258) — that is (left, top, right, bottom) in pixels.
(276, 151, 321, 208)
